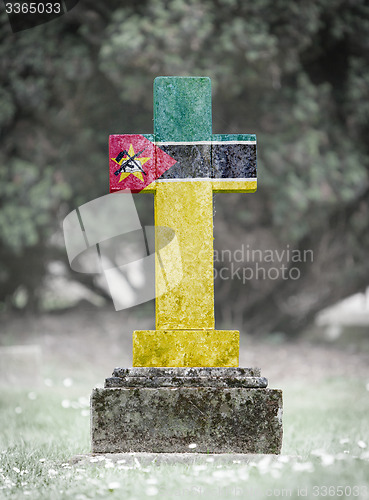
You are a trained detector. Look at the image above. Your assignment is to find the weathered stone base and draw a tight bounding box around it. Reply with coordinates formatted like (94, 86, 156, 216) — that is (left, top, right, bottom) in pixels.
(91, 368, 283, 454)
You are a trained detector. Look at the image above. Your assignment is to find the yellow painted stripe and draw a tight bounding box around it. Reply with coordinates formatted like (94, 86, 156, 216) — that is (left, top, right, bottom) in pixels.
(140, 178, 257, 193)
(212, 179, 257, 193)
(141, 183, 157, 193)
(155, 181, 215, 330)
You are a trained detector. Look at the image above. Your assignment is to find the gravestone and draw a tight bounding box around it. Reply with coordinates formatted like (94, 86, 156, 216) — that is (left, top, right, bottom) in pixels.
(91, 77, 283, 453)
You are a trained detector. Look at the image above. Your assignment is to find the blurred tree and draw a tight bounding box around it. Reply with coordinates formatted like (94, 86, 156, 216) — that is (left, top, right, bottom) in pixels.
(0, 0, 368, 333)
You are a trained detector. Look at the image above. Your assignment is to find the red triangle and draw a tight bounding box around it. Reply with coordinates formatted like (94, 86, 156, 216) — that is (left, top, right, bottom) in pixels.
(109, 135, 176, 193)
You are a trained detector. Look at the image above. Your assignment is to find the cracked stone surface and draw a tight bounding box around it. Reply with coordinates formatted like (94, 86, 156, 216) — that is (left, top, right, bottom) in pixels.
(91, 384, 283, 454)
(105, 375, 268, 389)
(112, 367, 261, 377)
(106, 367, 266, 388)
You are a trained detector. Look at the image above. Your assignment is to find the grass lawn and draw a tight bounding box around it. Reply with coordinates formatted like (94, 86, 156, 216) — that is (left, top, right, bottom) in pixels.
(1, 376, 369, 499)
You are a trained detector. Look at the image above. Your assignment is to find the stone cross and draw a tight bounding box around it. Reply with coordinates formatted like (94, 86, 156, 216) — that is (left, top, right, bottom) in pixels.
(109, 76, 257, 367)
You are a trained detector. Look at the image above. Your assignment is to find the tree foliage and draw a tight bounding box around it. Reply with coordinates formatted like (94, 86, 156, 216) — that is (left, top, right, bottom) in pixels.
(0, 0, 369, 333)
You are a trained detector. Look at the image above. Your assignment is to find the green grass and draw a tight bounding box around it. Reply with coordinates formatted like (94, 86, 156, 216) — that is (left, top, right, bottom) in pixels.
(0, 378, 369, 499)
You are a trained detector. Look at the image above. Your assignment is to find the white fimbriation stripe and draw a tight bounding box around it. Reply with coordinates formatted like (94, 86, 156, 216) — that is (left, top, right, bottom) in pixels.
(156, 141, 211, 146)
(211, 141, 257, 145)
(156, 178, 257, 183)
(156, 141, 256, 146)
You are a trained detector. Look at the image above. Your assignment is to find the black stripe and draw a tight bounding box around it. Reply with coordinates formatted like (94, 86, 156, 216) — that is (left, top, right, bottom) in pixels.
(158, 144, 211, 179)
(157, 143, 257, 179)
(212, 143, 257, 179)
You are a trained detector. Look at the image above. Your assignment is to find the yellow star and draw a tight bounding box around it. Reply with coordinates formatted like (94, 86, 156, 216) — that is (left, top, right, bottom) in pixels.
(119, 171, 144, 182)
(111, 144, 150, 183)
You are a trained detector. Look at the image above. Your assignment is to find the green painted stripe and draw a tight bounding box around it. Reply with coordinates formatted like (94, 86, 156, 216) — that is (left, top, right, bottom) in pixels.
(154, 77, 212, 142)
(156, 140, 256, 145)
(212, 133, 257, 142)
(142, 134, 155, 142)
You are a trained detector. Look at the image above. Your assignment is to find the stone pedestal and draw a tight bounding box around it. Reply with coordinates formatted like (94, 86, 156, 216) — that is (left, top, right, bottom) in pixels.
(91, 368, 283, 454)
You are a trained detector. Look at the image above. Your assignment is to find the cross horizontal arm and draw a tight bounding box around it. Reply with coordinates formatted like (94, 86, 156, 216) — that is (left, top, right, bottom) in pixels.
(110, 133, 257, 194)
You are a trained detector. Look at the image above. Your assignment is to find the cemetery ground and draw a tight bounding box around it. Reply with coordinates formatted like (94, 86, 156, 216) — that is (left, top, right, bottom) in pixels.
(1, 305, 369, 499)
